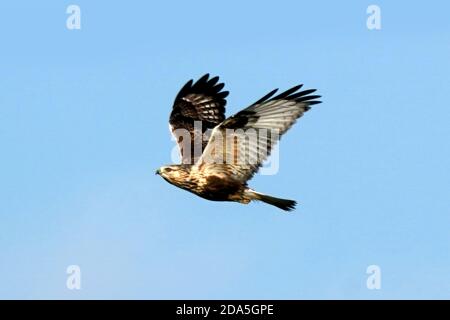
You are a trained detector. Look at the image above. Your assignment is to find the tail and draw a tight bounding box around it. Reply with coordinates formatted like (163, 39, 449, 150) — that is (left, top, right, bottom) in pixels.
(246, 189, 297, 212)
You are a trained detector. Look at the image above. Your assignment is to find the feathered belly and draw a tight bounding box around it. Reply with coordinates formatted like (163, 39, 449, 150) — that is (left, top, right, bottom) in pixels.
(188, 174, 245, 202)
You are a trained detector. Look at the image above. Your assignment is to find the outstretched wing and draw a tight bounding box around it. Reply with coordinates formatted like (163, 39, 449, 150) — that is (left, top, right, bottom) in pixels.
(196, 84, 321, 182)
(169, 74, 229, 164)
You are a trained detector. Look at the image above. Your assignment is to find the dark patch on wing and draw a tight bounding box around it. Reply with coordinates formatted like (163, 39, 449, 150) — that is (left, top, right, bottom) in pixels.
(221, 110, 258, 129)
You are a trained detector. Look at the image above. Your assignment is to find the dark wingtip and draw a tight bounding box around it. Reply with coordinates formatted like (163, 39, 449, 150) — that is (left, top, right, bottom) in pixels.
(174, 79, 194, 101)
(175, 74, 228, 105)
(272, 84, 304, 100)
(208, 76, 219, 85)
(251, 83, 321, 107)
(199, 73, 210, 81)
(251, 88, 279, 106)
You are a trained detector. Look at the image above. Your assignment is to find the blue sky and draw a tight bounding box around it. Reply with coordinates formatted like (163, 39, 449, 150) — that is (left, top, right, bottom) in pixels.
(0, 1, 449, 299)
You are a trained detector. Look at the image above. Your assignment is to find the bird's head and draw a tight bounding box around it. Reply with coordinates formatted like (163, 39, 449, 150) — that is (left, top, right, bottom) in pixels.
(155, 165, 190, 185)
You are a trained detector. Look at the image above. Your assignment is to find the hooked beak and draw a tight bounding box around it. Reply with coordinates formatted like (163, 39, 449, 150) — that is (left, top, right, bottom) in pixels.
(155, 169, 160, 175)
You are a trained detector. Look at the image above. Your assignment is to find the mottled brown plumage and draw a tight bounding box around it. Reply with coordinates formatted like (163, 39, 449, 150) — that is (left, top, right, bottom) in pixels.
(156, 74, 321, 211)
(169, 74, 228, 164)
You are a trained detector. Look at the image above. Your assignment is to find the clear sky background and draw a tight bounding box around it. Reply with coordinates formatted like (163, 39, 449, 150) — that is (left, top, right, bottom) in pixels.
(0, 1, 449, 299)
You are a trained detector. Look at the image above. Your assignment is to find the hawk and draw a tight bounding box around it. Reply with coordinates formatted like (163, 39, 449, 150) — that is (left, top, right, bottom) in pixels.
(156, 74, 321, 211)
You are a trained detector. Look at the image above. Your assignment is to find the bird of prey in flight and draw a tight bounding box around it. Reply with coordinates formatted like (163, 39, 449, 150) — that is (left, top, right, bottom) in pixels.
(156, 74, 321, 211)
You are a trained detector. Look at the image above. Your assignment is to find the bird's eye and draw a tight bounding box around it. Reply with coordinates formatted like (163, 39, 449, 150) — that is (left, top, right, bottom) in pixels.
(164, 168, 173, 173)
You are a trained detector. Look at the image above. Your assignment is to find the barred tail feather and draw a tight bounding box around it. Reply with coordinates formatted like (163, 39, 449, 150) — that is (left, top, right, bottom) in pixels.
(246, 190, 296, 212)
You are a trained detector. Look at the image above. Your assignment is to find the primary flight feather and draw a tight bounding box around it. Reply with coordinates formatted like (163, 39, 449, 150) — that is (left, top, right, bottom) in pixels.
(156, 74, 321, 211)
